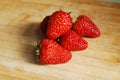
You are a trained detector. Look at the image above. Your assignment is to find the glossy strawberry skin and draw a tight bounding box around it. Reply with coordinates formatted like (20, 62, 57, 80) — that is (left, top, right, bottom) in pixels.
(73, 15, 100, 38)
(46, 11, 72, 40)
(40, 16, 50, 35)
(60, 30, 88, 51)
(39, 39, 72, 64)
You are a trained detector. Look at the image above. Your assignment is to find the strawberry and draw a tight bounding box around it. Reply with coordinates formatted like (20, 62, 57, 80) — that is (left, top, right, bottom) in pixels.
(40, 16, 50, 35)
(36, 39, 72, 64)
(46, 10, 72, 40)
(73, 15, 101, 38)
(60, 30, 88, 51)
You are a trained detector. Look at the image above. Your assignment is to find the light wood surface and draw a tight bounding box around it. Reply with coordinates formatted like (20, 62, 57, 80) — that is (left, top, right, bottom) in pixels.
(0, 0, 120, 80)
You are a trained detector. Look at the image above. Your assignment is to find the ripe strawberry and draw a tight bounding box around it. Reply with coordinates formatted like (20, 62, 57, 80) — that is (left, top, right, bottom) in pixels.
(73, 15, 101, 38)
(60, 30, 88, 51)
(46, 10, 72, 40)
(40, 16, 50, 35)
(36, 39, 72, 64)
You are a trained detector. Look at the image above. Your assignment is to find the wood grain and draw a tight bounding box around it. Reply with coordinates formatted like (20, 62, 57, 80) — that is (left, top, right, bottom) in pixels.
(0, 0, 120, 80)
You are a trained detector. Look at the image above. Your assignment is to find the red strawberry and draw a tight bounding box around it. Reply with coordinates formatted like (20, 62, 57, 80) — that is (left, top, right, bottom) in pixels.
(60, 30, 88, 51)
(36, 39, 72, 64)
(40, 16, 50, 35)
(73, 15, 100, 38)
(46, 10, 72, 40)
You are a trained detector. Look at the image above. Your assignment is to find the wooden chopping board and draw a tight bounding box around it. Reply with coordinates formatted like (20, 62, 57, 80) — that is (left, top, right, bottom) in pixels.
(0, 0, 120, 80)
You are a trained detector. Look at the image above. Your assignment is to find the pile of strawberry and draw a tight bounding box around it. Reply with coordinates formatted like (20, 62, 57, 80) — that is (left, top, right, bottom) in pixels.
(36, 10, 101, 64)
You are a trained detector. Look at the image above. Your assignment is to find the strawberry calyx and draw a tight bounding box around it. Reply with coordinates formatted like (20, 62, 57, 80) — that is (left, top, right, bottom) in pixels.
(35, 40, 40, 56)
(59, 9, 71, 14)
(68, 12, 71, 14)
(35, 40, 41, 63)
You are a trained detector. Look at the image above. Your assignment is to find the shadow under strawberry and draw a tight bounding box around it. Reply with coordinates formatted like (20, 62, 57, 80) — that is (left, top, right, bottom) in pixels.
(20, 22, 44, 65)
